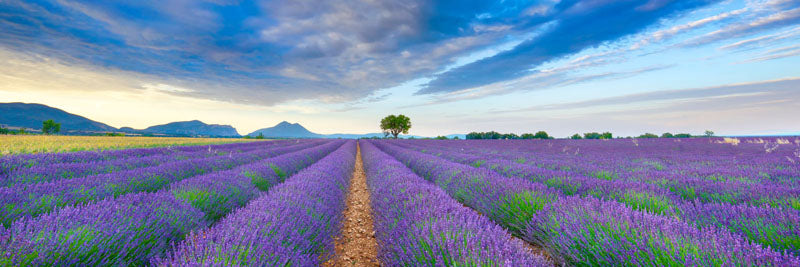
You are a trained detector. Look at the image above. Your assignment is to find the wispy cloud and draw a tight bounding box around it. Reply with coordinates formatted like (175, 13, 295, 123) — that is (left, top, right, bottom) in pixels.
(499, 78, 800, 113)
(741, 44, 800, 62)
(416, 1, 717, 95)
(408, 65, 673, 107)
(719, 26, 800, 50)
(684, 5, 800, 47)
(632, 7, 747, 49)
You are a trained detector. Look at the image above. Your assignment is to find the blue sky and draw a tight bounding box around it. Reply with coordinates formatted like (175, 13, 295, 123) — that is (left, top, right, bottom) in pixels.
(0, 0, 798, 136)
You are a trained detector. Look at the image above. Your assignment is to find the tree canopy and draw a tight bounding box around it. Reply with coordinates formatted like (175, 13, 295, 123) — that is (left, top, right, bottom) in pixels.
(380, 114, 411, 139)
(467, 131, 552, 140)
(42, 120, 61, 135)
(583, 132, 612, 139)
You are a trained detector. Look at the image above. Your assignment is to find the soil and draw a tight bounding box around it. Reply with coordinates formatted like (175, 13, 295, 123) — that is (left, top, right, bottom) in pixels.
(325, 142, 380, 266)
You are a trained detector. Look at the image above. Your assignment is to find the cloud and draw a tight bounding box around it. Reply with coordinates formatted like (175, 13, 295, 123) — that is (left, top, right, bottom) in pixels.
(141, 83, 194, 93)
(504, 78, 800, 112)
(409, 64, 672, 107)
(631, 7, 747, 49)
(417, 0, 717, 95)
(719, 26, 800, 50)
(684, 5, 800, 47)
(741, 44, 800, 62)
(0, 0, 552, 107)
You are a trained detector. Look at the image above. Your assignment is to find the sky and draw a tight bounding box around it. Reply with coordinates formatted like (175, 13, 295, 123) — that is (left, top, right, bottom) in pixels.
(0, 0, 798, 137)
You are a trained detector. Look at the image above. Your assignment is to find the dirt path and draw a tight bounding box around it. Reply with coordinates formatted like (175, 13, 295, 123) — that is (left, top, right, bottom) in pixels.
(325, 142, 380, 266)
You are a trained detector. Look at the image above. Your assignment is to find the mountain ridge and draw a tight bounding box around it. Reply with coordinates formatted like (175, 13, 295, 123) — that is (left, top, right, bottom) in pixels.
(0, 102, 117, 132)
(247, 121, 322, 138)
(1, 102, 464, 139)
(138, 120, 240, 137)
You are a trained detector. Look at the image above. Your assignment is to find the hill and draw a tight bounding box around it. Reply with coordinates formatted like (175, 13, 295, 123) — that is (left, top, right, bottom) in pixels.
(0, 102, 117, 132)
(248, 121, 462, 139)
(248, 121, 322, 138)
(138, 120, 240, 137)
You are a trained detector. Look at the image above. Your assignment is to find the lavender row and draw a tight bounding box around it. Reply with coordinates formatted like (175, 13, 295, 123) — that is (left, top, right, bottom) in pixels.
(391, 141, 800, 254)
(371, 140, 800, 266)
(1, 140, 285, 187)
(394, 140, 800, 209)
(0, 140, 327, 227)
(0, 141, 345, 265)
(524, 196, 799, 266)
(169, 140, 346, 222)
(370, 140, 559, 234)
(155, 141, 356, 266)
(395, 139, 800, 190)
(360, 141, 549, 266)
(0, 140, 273, 176)
(390, 138, 797, 183)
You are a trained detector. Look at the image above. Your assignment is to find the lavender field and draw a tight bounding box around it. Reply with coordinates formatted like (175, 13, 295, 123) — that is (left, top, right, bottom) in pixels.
(1, 137, 799, 266)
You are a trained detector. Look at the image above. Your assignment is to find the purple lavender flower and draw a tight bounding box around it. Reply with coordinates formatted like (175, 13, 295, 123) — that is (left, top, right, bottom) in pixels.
(154, 141, 356, 266)
(361, 141, 550, 266)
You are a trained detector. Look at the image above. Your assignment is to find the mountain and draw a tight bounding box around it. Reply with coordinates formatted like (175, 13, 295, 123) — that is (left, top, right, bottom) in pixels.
(0, 102, 459, 139)
(140, 120, 240, 137)
(247, 121, 461, 139)
(248, 121, 322, 138)
(0, 102, 117, 132)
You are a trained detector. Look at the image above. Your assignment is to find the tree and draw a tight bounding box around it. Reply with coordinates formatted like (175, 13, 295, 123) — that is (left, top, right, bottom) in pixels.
(600, 132, 613, 139)
(570, 133, 582, 140)
(380, 114, 411, 139)
(661, 132, 674, 138)
(584, 132, 602, 139)
(638, 133, 659, 138)
(521, 133, 535, 139)
(42, 120, 61, 135)
(704, 130, 715, 137)
(435, 135, 449, 140)
(534, 131, 552, 139)
(674, 133, 692, 138)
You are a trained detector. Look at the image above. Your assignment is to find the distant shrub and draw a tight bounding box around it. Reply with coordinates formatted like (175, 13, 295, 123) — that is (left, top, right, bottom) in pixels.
(468, 131, 551, 139)
(42, 119, 61, 135)
(584, 132, 613, 139)
(533, 131, 553, 139)
(637, 133, 659, 138)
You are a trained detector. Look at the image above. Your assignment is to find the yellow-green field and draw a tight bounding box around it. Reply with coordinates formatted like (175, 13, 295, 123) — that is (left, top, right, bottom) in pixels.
(0, 135, 260, 155)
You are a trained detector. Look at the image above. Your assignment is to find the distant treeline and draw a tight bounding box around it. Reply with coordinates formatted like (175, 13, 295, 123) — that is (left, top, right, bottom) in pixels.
(634, 132, 693, 138)
(569, 132, 614, 139)
(0, 126, 31, 135)
(466, 131, 702, 140)
(467, 131, 554, 140)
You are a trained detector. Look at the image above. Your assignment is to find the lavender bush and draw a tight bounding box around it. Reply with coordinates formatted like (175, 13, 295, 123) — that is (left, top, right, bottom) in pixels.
(0, 140, 326, 226)
(0, 141, 345, 265)
(361, 141, 550, 266)
(154, 141, 356, 266)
